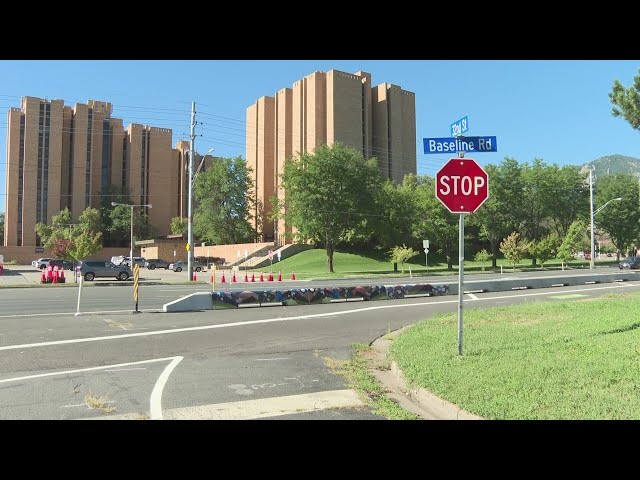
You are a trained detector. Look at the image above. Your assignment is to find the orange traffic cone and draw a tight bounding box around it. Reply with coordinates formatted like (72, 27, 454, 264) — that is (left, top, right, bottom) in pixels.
(193, 272, 197, 282)
(53, 266, 58, 284)
(59, 267, 65, 281)
(221, 271, 226, 283)
(278, 271, 282, 281)
(232, 271, 237, 283)
(291, 271, 296, 280)
(244, 271, 248, 282)
(41, 271, 46, 284)
(260, 272, 264, 282)
(268, 272, 273, 282)
(251, 272, 255, 282)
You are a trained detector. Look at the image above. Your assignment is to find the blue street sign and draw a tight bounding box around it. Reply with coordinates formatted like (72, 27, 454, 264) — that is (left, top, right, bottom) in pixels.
(423, 136, 498, 154)
(450, 115, 469, 137)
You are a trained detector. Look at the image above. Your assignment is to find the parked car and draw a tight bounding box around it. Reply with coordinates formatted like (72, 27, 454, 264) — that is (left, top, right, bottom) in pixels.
(169, 260, 205, 272)
(619, 257, 640, 270)
(145, 259, 171, 270)
(122, 256, 146, 268)
(46, 259, 75, 271)
(111, 255, 126, 266)
(77, 260, 133, 281)
(32, 258, 53, 269)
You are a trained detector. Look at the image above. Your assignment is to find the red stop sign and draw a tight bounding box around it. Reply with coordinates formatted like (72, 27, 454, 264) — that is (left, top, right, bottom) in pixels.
(435, 158, 489, 213)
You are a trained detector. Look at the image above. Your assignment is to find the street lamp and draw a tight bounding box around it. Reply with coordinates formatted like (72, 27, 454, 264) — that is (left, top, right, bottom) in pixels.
(187, 147, 214, 281)
(590, 197, 622, 270)
(111, 202, 152, 267)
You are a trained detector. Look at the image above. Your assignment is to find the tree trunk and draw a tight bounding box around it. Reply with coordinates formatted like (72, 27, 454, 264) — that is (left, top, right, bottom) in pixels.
(491, 242, 498, 268)
(393, 262, 398, 272)
(531, 256, 537, 267)
(326, 240, 334, 273)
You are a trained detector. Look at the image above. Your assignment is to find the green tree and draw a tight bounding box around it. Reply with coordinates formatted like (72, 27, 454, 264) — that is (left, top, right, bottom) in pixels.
(35, 207, 103, 261)
(528, 233, 559, 269)
(388, 244, 418, 274)
(108, 204, 156, 246)
(410, 176, 459, 270)
(99, 185, 131, 247)
(547, 165, 590, 238)
(593, 174, 640, 261)
(557, 220, 590, 267)
(193, 156, 255, 245)
(371, 177, 417, 269)
(609, 68, 640, 131)
(277, 143, 381, 272)
(0, 212, 4, 245)
(474, 249, 492, 271)
(519, 159, 554, 266)
(500, 231, 529, 271)
(170, 217, 187, 235)
(471, 159, 523, 268)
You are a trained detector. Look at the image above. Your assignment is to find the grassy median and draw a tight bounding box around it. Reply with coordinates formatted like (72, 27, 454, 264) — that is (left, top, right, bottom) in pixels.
(389, 291, 640, 420)
(268, 248, 617, 280)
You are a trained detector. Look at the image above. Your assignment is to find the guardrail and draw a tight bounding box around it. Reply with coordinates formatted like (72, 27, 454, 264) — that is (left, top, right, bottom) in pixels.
(162, 271, 640, 313)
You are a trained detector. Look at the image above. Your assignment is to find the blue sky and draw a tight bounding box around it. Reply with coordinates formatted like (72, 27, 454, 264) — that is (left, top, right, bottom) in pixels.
(1, 60, 639, 213)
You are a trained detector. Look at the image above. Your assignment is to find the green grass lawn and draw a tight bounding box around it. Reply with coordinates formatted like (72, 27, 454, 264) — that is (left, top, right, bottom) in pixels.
(268, 247, 619, 280)
(389, 291, 640, 419)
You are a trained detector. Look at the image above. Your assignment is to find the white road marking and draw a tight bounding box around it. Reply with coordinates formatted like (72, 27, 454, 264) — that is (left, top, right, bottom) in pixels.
(0, 357, 180, 384)
(104, 368, 147, 372)
(255, 357, 289, 361)
(61, 403, 86, 408)
(466, 293, 479, 300)
(0, 283, 637, 353)
(150, 356, 183, 420)
(161, 389, 362, 420)
(0, 309, 159, 319)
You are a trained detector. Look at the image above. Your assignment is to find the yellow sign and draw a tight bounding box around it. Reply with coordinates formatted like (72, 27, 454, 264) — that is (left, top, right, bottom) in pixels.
(186, 243, 191, 251)
(133, 264, 140, 302)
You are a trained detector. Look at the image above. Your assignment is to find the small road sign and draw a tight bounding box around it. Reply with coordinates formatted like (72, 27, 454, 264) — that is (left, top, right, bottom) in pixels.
(423, 136, 497, 154)
(450, 115, 469, 137)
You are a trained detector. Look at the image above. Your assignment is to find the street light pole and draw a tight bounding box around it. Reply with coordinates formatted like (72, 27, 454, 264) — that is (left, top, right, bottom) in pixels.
(188, 101, 196, 281)
(111, 202, 152, 266)
(589, 190, 622, 270)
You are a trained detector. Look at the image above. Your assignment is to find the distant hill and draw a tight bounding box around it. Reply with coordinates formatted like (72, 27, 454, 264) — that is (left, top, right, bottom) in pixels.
(581, 154, 640, 178)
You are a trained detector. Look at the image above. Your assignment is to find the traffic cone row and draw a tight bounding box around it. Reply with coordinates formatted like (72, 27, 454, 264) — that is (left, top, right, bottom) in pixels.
(41, 265, 66, 284)
(212, 269, 297, 285)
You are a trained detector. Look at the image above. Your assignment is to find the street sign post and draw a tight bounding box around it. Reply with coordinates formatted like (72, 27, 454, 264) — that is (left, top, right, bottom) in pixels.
(436, 157, 489, 356)
(450, 115, 469, 137)
(422, 240, 430, 269)
(277, 250, 281, 262)
(423, 136, 497, 154)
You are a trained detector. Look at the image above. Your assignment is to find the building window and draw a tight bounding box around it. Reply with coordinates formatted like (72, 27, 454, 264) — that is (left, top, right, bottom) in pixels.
(141, 130, 147, 204)
(101, 119, 110, 194)
(86, 108, 93, 208)
(17, 115, 25, 246)
(43, 103, 50, 226)
(36, 104, 44, 226)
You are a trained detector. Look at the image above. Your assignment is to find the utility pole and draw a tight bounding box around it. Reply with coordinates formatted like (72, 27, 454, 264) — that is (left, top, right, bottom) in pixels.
(589, 166, 595, 270)
(188, 101, 196, 281)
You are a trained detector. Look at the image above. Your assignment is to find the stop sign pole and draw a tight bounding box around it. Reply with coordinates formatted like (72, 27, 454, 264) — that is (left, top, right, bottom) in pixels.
(435, 155, 489, 355)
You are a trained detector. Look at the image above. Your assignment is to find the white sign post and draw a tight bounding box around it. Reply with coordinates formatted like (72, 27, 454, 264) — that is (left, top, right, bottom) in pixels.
(277, 250, 281, 262)
(422, 240, 429, 269)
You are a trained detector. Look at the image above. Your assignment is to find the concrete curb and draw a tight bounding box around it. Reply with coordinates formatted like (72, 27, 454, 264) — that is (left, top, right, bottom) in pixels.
(369, 328, 483, 420)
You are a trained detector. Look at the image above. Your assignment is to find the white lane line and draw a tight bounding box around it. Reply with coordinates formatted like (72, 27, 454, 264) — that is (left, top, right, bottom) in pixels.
(255, 358, 289, 361)
(61, 403, 86, 408)
(150, 356, 183, 420)
(0, 357, 179, 384)
(466, 293, 479, 300)
(104, 368, 148, 372)
(1, 282, 637, 353)
(0, 309, 160, 319)
(161, 389, 363, 420)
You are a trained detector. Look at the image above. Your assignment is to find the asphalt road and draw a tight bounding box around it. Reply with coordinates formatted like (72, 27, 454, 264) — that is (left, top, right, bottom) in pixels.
(0, 267, 624, 316)
(1, 279, 638, 420)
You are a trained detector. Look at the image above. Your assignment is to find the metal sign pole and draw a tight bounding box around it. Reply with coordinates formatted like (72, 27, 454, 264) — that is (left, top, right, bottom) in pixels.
(458, 213, 464, 356)
(457, 149, 465, 356)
